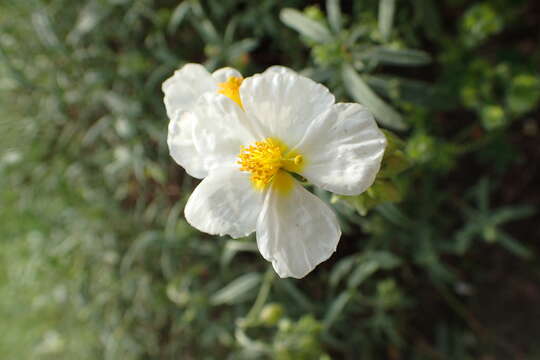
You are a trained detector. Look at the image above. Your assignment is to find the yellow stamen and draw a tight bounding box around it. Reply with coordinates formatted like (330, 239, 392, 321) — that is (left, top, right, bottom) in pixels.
(217, 76, 243, 108)
(237, 138, 305, 194)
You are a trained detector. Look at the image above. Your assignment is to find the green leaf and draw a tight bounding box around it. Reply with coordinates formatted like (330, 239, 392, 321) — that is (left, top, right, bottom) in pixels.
(474, 178, 490, 212)
(346, 251, 401, 289)
(491, 206, 535, 225)
(346, 25, 369, 46)
(189, 2, 219, 44)
(323, 291, 352, 329)
(364, 74, 446, 108)
(31, 11, 60, 49)
(370, 180, 403, 202)
(221, 240, 258, 267)
(496, 231, 533, 259)
(0, 45, 32, 89)
(330, 255, 357, 287)
(378, 149, 411, 178)
(227, 38, 259, 60)
(280, 8, 333, 44)
(211, 273, 261, 305)
(364, 47, 431, 66)
(348, 261, 379, 288)
(276, 279, 315, 310)
(168, 1, 190, 34)
(507, 74, 540, 115)
(67, 2, 110, 43)
(378, 0, 396, 42)
(342, 64, 407, 130)
(455, 223, 479, 254)
(224, 18, 238, 45)
(166, 275, 192, 306)
(360, 251, 402, 269)
(326, 0, 342, 33)
(376, 203, 412, 227)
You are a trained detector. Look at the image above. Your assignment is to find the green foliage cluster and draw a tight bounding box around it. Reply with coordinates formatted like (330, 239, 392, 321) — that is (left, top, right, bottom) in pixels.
(1, 0, 539, 359)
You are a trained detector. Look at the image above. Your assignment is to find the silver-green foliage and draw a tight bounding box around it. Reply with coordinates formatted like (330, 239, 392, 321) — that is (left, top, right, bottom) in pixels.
(0, 0, 537, 359)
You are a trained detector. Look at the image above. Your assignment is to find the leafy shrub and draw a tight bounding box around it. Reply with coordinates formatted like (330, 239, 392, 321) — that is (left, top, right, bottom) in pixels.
(1, 0, 539, 359)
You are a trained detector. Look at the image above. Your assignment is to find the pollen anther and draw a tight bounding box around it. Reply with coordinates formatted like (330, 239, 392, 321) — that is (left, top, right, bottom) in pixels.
(237, 138, 304, 190)
(217, 76, 243, 108)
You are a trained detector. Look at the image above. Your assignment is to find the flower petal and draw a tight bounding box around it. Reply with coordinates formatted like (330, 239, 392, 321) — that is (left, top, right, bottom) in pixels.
(167, 111, 208, 179)
(239, 71, 335, 147)
(212, 67, 242, 83)
(296, 103, 387, 196)
(256, 175, 341, 278)
(262, 65, 297, 76)
(162, 63, 216, 119)
(185, 167, 264, 238)
(192, 93, 257, 172)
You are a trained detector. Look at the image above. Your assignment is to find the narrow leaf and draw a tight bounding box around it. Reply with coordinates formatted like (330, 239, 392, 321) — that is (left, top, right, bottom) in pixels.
(376, 203, 412, 227)
(496, 231, 533, 259)
(330, 255, 357, 287)
(280, 8, 333, 44)
(324, 291, 352, 329)
(276, 279, 315, 310)
(342, 64, 407, 130)
(363, 74, 446, 108)
(168, 1, 190, 34)
(31, 11, 60, 49)
(326, 0, 342, 33)
(365, 47, 431, 66)
(189, 2, 219, 44)
(221, 240, 258, 267)
(211, 273, 261, 305)
(491, 206, 535, 225)
(348, 261, 379, 288)
(227, 38, 259, 60)
(361, 251, 402, 269)
(378, 0, 396, 42)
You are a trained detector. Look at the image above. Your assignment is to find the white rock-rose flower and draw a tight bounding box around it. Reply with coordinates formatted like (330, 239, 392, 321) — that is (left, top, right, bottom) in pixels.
(164, 64, 293, 179)
(170, 68, 387, 278)
(163, 63, 243, 178)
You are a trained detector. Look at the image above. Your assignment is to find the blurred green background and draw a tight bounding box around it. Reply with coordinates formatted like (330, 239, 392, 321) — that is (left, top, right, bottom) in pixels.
(1, 0, 539, 359)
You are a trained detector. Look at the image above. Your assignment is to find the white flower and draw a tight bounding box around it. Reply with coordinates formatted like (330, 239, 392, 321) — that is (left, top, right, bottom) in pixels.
(172, 68, 387, 278)
(163, 63, 243, 178)
(162, 63, 244, 118)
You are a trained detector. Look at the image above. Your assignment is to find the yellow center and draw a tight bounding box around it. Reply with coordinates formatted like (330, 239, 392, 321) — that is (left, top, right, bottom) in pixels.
(238, 138, 305, 194)
(217, 76, 243, 108)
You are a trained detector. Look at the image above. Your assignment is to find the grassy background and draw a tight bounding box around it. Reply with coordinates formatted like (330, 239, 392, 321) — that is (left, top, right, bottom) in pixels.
(1, 0, 539, 359)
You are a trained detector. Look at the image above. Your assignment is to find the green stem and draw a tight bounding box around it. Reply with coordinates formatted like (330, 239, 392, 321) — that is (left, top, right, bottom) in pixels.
(243, 267, 275, 327)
